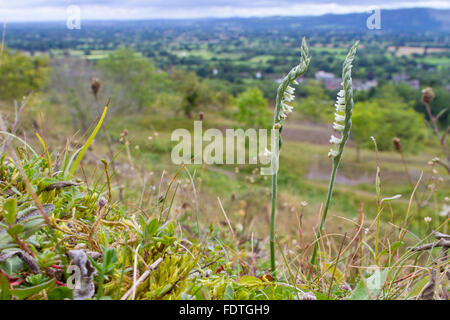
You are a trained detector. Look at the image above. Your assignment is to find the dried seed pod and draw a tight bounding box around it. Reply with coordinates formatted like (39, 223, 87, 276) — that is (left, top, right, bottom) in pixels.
(421, 87, 435, 104)
(91, 77, 101, 97)
(392, 137, 401, 151)
(199, 111, 204, 121)
(43, 181, 79, 191)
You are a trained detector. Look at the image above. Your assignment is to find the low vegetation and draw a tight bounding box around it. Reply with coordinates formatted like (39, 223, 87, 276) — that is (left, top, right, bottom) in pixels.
(0, 23, 448, 300)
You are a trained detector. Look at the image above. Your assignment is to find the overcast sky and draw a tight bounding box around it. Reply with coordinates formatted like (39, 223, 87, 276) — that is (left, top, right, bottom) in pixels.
(1, 0, 449, 21)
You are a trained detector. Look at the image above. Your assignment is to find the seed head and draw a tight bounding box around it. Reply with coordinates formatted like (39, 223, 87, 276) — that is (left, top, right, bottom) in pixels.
(421, 87, 435, 104)
(91, 78, 101, 97)
(392, 137, 401, 151)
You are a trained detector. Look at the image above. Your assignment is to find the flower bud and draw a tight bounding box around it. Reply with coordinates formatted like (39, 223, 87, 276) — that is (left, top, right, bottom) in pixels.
(98, 197, 107, 208)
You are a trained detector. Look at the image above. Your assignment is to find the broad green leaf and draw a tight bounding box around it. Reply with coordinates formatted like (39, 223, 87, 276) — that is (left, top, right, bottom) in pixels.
(23, 216, 45, 236)
(0, 255, 23, 276)
(4, 198, 17, 224)
(146, 219, 159, 237)
(10, 278, 55, 300)
(0, 273, 11, 300)
(350, 269, 388, 300)
(238, 276, 264, 287)
(8, 224, 24, 237)
(224, 284, 234, 300)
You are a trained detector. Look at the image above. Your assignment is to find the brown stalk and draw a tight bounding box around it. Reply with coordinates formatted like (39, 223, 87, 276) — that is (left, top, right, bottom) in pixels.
(327, 232, 347, 299)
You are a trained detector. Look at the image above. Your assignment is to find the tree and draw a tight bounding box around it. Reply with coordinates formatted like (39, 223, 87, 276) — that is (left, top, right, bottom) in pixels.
(235, 87, 271, 128)
(98, 47, 167, 113)
(297, 81, 333, 121)
(169, 69, 215, 118)
(352, 98, 427, 158)
(0, 48, 49, 101)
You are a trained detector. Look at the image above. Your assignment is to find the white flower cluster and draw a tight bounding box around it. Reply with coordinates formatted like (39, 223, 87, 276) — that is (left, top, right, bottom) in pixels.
(279, 81, 298, 120)
(328, 88, 346, 158)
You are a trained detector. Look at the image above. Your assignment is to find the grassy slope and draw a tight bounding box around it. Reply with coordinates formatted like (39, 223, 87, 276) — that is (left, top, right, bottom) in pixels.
(0, 92, 448, 300)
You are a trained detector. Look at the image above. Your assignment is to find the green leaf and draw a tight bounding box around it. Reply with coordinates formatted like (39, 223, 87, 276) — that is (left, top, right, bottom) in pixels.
(224, 284, 234, 300)
(349, 269, 388, 300)
(10, 278, 55, 300)
(23, 216, 45, 237)
(48, 286, 73, 300)
(0, 272, 11, 300)
(238, 276, 264, 287)
(379, 241, 403, 257)
(146, 219, 159, 237)
(68, 105, 108, 179)
(407, 276, 430, 299)
(312, 291, 331, 300)
(4, 198, 17, 224)
(8, 224, 24, 237)
(0, 255, 23, 276)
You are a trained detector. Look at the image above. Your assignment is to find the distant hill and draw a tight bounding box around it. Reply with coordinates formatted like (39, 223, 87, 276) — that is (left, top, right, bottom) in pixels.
(198, 8, 450, 34)
(6, 8, 450, 33)
(4, 8, 449, 52)
(278, 8, 450, 33)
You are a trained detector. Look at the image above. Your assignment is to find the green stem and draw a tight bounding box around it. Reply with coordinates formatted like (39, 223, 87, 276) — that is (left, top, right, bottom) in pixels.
(374, 200, 381, 266)
(267, 37, 310, 274)
(270, 171, 278, 273)
(310, 160, 338, 269)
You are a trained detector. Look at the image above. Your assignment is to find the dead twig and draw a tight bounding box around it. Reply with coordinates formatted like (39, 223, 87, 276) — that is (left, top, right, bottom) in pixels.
(120, 257, 163, 300)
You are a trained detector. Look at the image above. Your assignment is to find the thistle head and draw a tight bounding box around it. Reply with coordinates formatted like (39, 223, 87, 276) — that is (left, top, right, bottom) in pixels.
(392, 137, 401, 151)
(91, 77, 101, 97)
(421, 87, 434, 104)
(328, 41, 358, 160)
